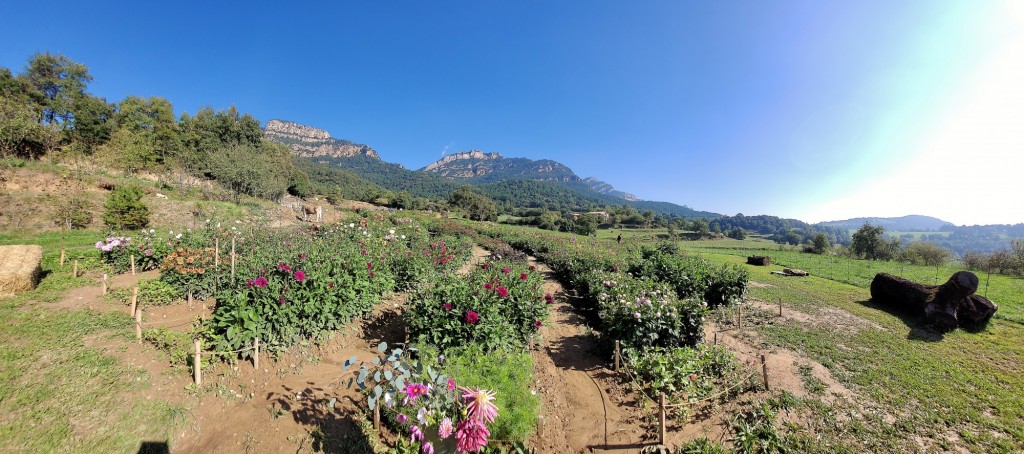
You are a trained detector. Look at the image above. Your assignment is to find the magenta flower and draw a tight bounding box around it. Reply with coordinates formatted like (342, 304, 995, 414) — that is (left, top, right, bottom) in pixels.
(410, 425, 424, 442)
(481, 263, 489, 270)
(397, 413, 409, 424)
(298, 253, 307, 260)
(369, 271, 375, 279)
(545, 293, 555, 304)
(277, 263, 291, 272)
(361, 249, 367, 255)
(484, 283, 492, 290)
(367, 262, 373, 269)
(529, 265, 536, 271)
(422, 441, 434, 454)
(448, 378, 456, 390)
(402, 382, 429, 405)
(465, 311, 480, 325)
(438, 417, 454, 439)
(455, 418, 491, 452)
(443, 303, 453, 311)
(279, 295, 286, 305)
(496, 286, 509, 298)
(501, 267, 511, 274)
(520, 273, 528, 280)
(534, 320, 542, 328)
(293, 270, 306, 282)
(255, 276, 268, 288)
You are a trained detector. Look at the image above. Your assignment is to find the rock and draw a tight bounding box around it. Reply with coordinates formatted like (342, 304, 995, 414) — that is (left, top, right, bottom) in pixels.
(263, 119, 380, 159)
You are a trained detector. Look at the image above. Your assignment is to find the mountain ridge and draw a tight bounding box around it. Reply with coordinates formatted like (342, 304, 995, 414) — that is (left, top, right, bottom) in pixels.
(263, 119, 380, 160)
(818, 215, 955, 231)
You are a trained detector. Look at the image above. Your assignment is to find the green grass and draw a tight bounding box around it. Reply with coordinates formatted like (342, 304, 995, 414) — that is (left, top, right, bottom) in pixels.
(443, 345, 540, 443)
(693, 247, 1024, 452)
(0, 234, 189, 452)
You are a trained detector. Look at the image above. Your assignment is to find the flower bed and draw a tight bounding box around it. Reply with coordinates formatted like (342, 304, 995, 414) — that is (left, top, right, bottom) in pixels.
(587, 271, 706, 349)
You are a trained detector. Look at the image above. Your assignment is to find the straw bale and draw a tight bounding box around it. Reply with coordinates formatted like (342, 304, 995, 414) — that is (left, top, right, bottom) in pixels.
(0, 245, 43, 295)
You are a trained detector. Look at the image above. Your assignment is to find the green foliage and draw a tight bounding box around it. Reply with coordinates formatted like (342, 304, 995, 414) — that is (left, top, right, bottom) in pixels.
(408, 260, 547, 353)
(631, 249, 748, 308)
(810, 232, 831, 254)
(23, 52, 92, 127)
(0, 95, 58, 158)
(729, 402, 784, 453)
(673, 437, 726, 454)
(102, 184, 150, 230)
(449, 186, 498, 221)
(901, 241, 950, 267)
(53, 195, 92, 230)
(625, 345, 740, 400)
(443, 345, 540, 442)
(588, 271, 706, 348)
(851, 223, 899, 260)
(207, 141, 295, 201)
(96, 127, 158, 173)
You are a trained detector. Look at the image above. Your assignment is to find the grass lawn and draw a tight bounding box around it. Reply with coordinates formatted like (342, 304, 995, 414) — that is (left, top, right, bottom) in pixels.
(697, 251, 1024, 452)
(0, 235, 188, 452)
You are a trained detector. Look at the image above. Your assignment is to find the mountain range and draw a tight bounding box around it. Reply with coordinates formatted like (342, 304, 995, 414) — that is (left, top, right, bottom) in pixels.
(818, 215, 955, 231)
(264, 119, 716, 218)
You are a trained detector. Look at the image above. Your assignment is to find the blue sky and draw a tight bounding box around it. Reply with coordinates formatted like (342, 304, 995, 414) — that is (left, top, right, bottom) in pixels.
(3, 1, 1022, 225)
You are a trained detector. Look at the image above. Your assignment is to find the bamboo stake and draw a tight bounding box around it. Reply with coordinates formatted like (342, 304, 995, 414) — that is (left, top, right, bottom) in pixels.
(614, 340, 621, 372)
(130, 286, 138, 316)
(135, 309, 142, 344)
(253, 338, 260, 370)
(60, 248, 66, 266)
(713, 331, 718, 345)
(102, 273, 108, 295)
(214, 237, 220, 266)
(230, 237, 236, 280)
(72, 260, 78, 278)
(130, 254, 136, 275)
(194, 340, 202, 385)
(760, 354, 770, 391)
(779, 298, 783, 317)
(188, 291, 193, 310)
(373, 401, 380, 430)
(658, 391, 667, 445)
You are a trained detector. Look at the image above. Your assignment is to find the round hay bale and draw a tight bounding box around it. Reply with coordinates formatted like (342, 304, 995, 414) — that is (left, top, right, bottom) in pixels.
(0, 245, 44, 295)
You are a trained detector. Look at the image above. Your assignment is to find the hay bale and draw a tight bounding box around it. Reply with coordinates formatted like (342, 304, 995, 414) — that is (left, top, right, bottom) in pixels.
(0, 245, 43, 295)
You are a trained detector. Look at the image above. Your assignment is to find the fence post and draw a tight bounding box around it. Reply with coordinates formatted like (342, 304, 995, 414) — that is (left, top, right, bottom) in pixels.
(230, 237, 236, 280)
(713, 331, 718, 345)
(253, 338, 260, 370)
(194, 340, 202, 386)
(135, 309, 142, 344)
(130, 286, 138, 316)
(102, 273, 108, 295)
(760, 354, 770, 391)
(188, 291, 193, 309)
(373, 401, 380, 430)
(779, 298, 783, 317)
(738, 305, 743, 330)
(658, 391, 667, 446)
(60, 248, 66, 266)
(72, 260, 78, 278)
(614, 340, 621, 372)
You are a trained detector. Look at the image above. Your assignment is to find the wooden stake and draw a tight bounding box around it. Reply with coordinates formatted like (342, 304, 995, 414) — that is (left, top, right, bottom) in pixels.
(102, 273, 108, 295)
(135, 309, 142, 344)
(779, 298, 783, 317)
(130, 286, 138, 316)
(738, 305, 742, 330)
(188, 291, 193, 310)
(130, 255, 136, 275)
(194, 340, 202, 386)
(373, 401, 380, 430)
(230, 237, 236, 280)
(760, 354, 770, 391)
(713, 331, 718, 345)
(214, 237, 220, 266)
(253, 338, 260, 370)
(60, 248, 66, 266)
(614, 340, 621, 372)
(658, 391, 667, 446)
(72, 260, 78, 278)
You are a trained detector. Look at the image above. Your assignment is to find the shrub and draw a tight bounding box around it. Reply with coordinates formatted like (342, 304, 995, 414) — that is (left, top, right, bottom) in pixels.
(108, 278, 180, 307)
(443, 344, 540, 442)
(589, 271, 706, 349)
(160, 246, 220, 300)
(625, 345, 741, 400)
(53, 195, 92, 230)
(407, 260, 547, 353)
(630, 249, 748, 308)
(102, 184, 150, 229)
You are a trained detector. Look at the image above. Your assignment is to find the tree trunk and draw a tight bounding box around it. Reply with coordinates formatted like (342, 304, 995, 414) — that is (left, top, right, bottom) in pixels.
(870, 271, 995, 332)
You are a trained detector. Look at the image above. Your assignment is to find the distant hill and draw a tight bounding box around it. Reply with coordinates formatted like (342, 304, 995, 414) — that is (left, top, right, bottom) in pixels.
(819, 215, 955, 232)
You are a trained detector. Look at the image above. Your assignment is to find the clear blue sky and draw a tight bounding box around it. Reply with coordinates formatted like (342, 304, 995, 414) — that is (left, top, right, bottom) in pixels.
(3, 1, 1022, 225)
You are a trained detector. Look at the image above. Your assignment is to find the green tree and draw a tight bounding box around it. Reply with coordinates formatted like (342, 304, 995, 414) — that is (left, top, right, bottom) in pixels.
(208, 141, 293, 202)
(66, 94, 115, 151)
(810, 233, 831, 254)
(97, 128, 158, 173)
(103, 185, 150, 229)
(53, 195, 92, 230)
(23, 52, 92, 127)
(116, 96, 179, 162)
(902, 242, 950, 267)
(448, 186, 498, 221)
(0, 96, 57, 158)
(851, 223, 897, 260)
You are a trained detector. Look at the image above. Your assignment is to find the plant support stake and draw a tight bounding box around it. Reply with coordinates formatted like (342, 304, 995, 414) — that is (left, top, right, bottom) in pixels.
(253, 338, 260, 370)
(130, 286, 138, 316)
(72, 260, 78, 278)
(231, 236, 236, 280)
(194, 340, 201, 386)
(614, 340, 621, 372)
(130, 254, 136, 275)
(102, 273, 108, 295)
(761, 354, 770, 391)
(135, 309, 142, 344)
(659, 391, 667, 446)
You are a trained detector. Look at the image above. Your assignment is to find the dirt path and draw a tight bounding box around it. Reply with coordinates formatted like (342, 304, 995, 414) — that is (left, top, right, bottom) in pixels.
(527, 256, 654, 453)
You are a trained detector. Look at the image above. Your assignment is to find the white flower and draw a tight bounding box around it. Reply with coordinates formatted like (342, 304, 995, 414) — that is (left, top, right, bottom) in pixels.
(235, 220, 241, 224)
(349, 223, 355, 228)
(417, 407, 429, 425)
(205, 219, 210, 223)
(383, 392, 395, 408)
(633, 312, 641, 320)
(175, 233, 182, 239)
(389, 229, 396, 234)
(401, 235, 406, 239)
(149, 229, 155, 234)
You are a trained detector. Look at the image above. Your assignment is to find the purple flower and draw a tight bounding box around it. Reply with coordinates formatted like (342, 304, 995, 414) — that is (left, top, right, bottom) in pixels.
(502, 267, 511, 274)
(293, 270, 306, 282)
(277, 263, 292, 272)
(438, 417, 454, 439)
(520, 273, 528, 280)
(448, 378, 455, 390)
(442, 303, 453, 311)
(422, 441, 434, 454)
(397, 413, 409, 424)
(465, 311, 480, 325)
(496, 286, 509, 298)
(410, 425, 424, 442)
(254, 276, 268, 288)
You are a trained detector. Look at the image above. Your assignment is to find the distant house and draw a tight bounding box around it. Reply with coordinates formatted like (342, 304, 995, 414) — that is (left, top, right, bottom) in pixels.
(571, 211, 611, 222)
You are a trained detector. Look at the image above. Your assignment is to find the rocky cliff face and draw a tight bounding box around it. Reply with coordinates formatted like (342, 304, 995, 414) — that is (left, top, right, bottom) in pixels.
(422, 150, 578, 181)
(583, 177, 638, 201)
(422, 150, 502, 172)
(264, 119, 380, 159)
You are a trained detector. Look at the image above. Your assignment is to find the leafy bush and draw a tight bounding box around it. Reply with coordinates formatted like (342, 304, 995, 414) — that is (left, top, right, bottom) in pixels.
(589, 271, 706, 349)
(102, 184, 150, 229)
(630, 249, 748, 308)
(625, 345, 742, 400)
(407, 260, 547, 353)
(53, 195, 92, 229)
(160, 246, 220, 299)
(347, 342, 504, 454)
(108, 278, 180, 307)
(96, 228, 177, 273)
(443, 345, 540, 442)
